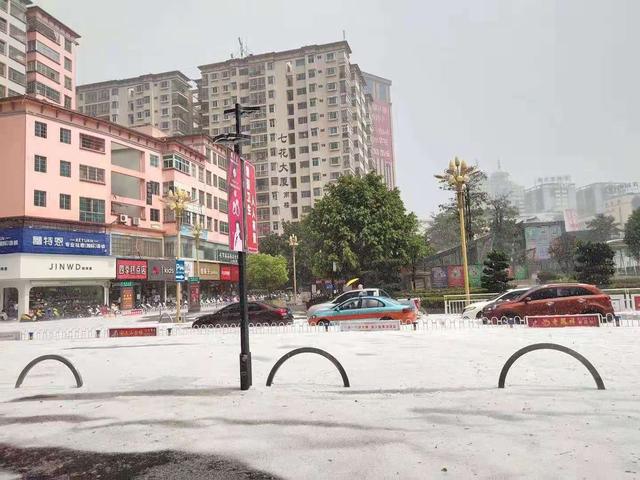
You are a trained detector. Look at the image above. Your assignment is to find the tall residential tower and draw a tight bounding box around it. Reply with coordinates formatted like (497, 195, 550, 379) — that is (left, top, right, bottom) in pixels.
(198, 41, 373, 237)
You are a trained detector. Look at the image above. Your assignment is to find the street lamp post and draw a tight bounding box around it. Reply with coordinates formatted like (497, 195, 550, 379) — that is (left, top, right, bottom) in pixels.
(190, 221, 202, 313)
(164, 188, 193, 323)
(435, 157, 478, 305)
(214, 102, 260, 391)
(288, 234, 299, 304)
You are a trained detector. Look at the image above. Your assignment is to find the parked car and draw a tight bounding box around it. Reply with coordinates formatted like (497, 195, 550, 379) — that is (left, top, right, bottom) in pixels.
(462, 288, 530, 319)
(192, 302, 293, 327)
(308, 296, 417, 326)
(481, 283, 615, 321)
(306, 288, 392, 317)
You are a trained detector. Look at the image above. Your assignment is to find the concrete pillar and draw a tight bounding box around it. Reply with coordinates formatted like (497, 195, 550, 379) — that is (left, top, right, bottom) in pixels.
(103, 283, 110, 306)
(18, 282, 30, 321)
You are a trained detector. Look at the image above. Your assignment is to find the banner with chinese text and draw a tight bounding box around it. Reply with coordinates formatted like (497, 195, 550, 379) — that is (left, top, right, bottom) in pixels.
(227, 152, 244, 252)
(245, 160, 258, 253)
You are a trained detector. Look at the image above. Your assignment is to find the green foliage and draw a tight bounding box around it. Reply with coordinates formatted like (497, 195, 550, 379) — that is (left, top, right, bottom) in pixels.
(624, 208, 640, 261)
(247, 253, 288, 292)
(574, 241, 616, 286)
(305, 172, 419, 280)
(537, 271, 561, 284)
(487, 196, 519, 254)
(586, 214, 621, 242)
(405, 231, 433, 291)
(257, 233, 287, 257)
(481, 250, 511, 292)
(548, 233, 577, 276)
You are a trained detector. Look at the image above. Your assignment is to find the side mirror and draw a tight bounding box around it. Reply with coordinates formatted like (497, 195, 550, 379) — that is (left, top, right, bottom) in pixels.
(524, 297, 532, 303)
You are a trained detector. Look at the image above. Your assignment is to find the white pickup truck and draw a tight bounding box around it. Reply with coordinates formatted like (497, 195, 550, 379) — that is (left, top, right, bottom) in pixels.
(307, 289, 422, 317)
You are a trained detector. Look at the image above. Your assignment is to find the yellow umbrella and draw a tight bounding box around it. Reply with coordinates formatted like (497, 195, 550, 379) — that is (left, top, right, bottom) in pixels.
(345, 277, 360, 287)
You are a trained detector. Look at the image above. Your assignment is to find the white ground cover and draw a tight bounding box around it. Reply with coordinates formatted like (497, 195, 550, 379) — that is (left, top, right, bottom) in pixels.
(0, 325, 639, 479)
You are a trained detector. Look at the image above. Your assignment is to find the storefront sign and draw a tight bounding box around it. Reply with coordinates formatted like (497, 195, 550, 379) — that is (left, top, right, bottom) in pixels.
(245, 161, 258, 253)
(217, 250, 238, 264)
(147, 259, 176, 282)
(527, 314, 600, 328)
(116, 259, 147, 280)
(108, 327, 157, 337)
(120, 286, 135, 310)
(0, 228, 109, 256)
(198, 261, 220, 280)
(18, 254, 115, 279)
(340, 320, 401, 332)
(227, 151, 244, 252)
(188, 276, 200, 283)
(175, 259, 185, 281)
(634, 295, 640, 311)
(220, 265, 239, 282)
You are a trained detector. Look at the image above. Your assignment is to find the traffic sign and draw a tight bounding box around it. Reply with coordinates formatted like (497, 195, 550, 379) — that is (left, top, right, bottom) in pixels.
(175, 260, 185, 281)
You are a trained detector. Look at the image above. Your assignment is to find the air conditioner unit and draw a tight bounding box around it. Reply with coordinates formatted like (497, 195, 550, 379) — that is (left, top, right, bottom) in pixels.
(131, 217, 140, 226)
(118, 214, 129, 224)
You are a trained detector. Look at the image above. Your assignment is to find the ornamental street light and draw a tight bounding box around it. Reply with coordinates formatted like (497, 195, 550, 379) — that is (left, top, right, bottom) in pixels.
(163, 188, 195, 323)
(190, 221, 203, 313)
(434, 157, 478, 304)
(214, 102, 261, 391)
(288, 234, 299, 305)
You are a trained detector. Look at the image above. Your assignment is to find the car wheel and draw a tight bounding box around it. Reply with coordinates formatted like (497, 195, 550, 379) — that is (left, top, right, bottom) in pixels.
(380, 317, 392, 321)
(317, 319, 329, 326)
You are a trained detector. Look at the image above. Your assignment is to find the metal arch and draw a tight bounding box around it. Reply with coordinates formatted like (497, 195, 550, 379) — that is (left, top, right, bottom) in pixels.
(266, 347, 350, 387)
(498, 343, 605, 390)
(15, 354, 83, 389)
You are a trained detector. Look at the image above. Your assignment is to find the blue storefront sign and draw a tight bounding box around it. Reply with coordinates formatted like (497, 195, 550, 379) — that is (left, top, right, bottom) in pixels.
(0, 228, 110, 256)
(175, 259, 185, 281)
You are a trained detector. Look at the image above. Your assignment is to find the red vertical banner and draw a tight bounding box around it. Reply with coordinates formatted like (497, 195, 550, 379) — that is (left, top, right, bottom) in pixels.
(245, 161, 258, 253)
(227, 152, 244, 252)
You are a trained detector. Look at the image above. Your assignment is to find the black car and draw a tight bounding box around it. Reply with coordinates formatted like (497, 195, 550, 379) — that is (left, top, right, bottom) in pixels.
(192, 302, 293, 327)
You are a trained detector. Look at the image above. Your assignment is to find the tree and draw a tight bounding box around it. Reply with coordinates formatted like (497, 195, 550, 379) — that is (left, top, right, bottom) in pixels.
(405, 232, 432, 291)
(247, 254, 288, 293)
(305, 172, 419, 283)
(574, 241, 616, 286)
(424, 210, 460, 252)
(481, 250, 511, 292)
(486, 196, 519, 254)
(624, 208, 640, 261)
(257, 233, 287, 257)
(548, 233, 577, 276)
(586, 214, 620, 242)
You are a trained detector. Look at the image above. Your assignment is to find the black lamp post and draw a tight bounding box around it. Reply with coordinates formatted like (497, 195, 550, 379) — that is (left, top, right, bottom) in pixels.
(214, 103, 260, 391)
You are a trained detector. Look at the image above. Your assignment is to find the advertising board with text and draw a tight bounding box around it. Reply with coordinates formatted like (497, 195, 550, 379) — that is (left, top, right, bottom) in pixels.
(527, 314, 600, 328)
(116, 259, 147, 280)
(245, 160, 258, 253)
(0, 228, 110, 256)
(227, 152, 244, 252)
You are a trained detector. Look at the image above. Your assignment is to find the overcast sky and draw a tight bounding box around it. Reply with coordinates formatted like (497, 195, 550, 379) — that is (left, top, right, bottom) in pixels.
(40, 0, 640, 220)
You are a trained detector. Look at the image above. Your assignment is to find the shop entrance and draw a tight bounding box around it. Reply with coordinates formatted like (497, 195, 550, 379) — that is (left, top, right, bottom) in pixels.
(29, 285, 105, 319)
(2, 287, 18, 318)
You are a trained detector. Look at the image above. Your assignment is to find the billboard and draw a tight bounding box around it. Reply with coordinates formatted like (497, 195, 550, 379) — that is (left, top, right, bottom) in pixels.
(147, 259, 176, 281)
(468, 265, 483, 288)
(0, 228, 109, 256)
(431, 267, 448, 289)
(447, 265, 465, 287)
(116, 259, 147, 280)
(245, 160, 258, 253)
(227, 152, 244, 252)
(524, 224, 563, 260)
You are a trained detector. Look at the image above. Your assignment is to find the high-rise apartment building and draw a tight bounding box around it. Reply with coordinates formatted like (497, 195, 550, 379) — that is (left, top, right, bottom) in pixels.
(362, 72, 395, 189)
(576, 182, 640, 222)
(485, 163, 525, 213)
(198, 41, 373, 236)
(25, 6, 79, 109)
(76, 71, 196, 136)
(0, 0, 31, 99)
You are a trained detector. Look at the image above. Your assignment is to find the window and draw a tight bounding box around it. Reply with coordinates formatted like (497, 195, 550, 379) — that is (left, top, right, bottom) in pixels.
(301, 191, 311, 198)
(150, 154, 159, 167)
(301, 175, 310, 183)
(312, 158, 320, 167)
(162, 154, 191, 174)
(150, 208, 160, 222)
(329, 126, 338, 136)
(310, 113, 318, 122)
(326, 52, 335, 61)
(298, 116, 307, 124)
(59, 193, 71, 210)
(34, 155, 47, 173)
(207, 217, 212, 231)
(59, 128, 71, 144)
(34, 121, 47, 138)
(79, 134, 105, 153)
(60, 160, 71, 177)
(328, 96, 338, 105)
(329, 142, 339, 151)
(327, 82, 337, 92)
(34, 190, 46, 207)
(65, 37, 73, 53)
(313, 187, 321, 196)
(27, 40, 59, 63)
(79, 197, 105, 223)
(64, 76, 72, 90)
(206, 193, 213, 208)
(79, 164, 105, 184)
(327, 67, 337, 76)
(296, 73, 306, 81)
(206, 170, 212, 185)
(219, 198, 228, 213)
(313, 173, 321, 181)
(220, 221, 229, 235)
(528, 288, 557, 301)
(64, 57, 72, 71)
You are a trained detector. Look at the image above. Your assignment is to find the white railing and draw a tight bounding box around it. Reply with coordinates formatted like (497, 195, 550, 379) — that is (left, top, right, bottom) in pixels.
(444, 293, 498, 314)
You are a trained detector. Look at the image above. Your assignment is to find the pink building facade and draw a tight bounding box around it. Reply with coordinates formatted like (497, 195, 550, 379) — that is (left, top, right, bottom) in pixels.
(25, 6, 79, 109)
(0, 95, 235, 319)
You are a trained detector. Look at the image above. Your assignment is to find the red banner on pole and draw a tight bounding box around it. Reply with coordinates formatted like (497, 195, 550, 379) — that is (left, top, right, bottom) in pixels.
(245, 161, 258, 253)
(227, 152, 244, 252)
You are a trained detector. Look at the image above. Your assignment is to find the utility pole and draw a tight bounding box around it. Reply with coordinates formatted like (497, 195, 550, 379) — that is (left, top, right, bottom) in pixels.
(288, 234, 299, 304)
(215, 103, 260, 390)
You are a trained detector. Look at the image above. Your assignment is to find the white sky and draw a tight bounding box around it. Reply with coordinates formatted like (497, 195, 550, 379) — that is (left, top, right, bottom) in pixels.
(40, 0, 640, 219)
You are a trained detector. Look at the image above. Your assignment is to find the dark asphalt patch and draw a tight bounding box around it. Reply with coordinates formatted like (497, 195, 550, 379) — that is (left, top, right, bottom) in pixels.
(0, 444, 282, 479)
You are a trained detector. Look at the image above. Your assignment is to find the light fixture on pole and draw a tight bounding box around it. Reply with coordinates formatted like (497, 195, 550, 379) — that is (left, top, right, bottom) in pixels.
(189, 221, 203, 313)
(163, 188, 194, 323)
(288, 234, 299, 305)
(434, 157, 478, 305)
(214, 103, 261, 391)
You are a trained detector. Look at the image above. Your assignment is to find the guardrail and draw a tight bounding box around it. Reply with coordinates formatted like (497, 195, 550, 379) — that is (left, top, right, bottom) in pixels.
(6, 313, 639, 342)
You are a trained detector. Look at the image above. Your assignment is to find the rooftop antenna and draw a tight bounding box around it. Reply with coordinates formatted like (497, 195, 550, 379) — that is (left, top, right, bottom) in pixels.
(497, 159, 502, 171)
(238, 37, 250, 58)
(342, 29, 346, 41)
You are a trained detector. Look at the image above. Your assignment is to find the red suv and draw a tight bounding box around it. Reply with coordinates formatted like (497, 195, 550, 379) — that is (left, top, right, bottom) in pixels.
(482, 283, 615, 320)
